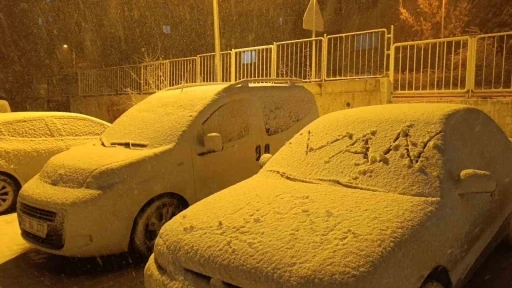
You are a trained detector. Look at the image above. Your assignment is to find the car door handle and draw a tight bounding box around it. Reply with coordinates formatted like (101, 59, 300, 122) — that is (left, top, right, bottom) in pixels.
(264, 144, 270, 154)
(255, 145, 262, 161)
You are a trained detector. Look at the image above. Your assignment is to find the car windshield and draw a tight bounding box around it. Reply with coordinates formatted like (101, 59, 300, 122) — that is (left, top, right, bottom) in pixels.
(263, 105, 446, 198)
(100, 85, 225, 148)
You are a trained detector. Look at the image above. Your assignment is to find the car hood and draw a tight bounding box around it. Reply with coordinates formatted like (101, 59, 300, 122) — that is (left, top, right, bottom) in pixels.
(39, 143, 157, 189)
(154, 173, 440, 288)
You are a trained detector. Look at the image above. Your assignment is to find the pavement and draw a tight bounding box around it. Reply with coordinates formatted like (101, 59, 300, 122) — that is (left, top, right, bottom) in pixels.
(0, 213, 511, 288)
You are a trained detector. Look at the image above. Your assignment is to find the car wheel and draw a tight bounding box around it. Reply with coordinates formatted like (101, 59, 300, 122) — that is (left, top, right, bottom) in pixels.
(131, 196, 184, 258)
(0, 175, 20, 215)
(507, 219, 512, 245)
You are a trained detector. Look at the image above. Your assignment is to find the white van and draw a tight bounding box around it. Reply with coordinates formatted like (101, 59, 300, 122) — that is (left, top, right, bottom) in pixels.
(17, 80, 320, 257)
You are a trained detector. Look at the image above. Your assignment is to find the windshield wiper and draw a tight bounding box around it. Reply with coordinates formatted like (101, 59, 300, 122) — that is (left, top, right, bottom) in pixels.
(100, 135, 109, 147)
(266, 170, 319, 185)
(109, 141, 149, 149)
(267, 170, 385, 193)
(313, 178, 387, 193)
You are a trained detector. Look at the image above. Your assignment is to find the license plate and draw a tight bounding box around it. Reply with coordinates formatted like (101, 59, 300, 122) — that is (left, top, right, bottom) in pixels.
(19, 214, 48, 238)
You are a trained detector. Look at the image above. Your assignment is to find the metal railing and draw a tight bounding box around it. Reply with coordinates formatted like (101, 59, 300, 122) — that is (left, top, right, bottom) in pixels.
(275, 38, 323, 81)
(78, 27, 395, 96)
(325, 29, 390, 80)
(198, 52, 231, 83)
(231, 45, 274, 81)
(474, 32, 512, 92)
(390, 37, 472, 94)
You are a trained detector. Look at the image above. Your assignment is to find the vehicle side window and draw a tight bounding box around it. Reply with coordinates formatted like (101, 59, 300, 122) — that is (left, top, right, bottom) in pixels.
(53, 117, 107, 137)
(260, 93, 314, 136)
(202, 100, 250, 145)
(2, 119, 53, 138)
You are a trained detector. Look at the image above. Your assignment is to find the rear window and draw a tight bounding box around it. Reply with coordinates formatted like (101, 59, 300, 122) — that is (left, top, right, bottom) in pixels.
(260, 91, 315, 136)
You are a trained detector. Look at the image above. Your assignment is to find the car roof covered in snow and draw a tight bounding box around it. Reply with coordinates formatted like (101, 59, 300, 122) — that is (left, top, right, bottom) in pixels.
(263, 103, 510, 198)
(0, 111, 109, 124)
(102, 81, 313, 148)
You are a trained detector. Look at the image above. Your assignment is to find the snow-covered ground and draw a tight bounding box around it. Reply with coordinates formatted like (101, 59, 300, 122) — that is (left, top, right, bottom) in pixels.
(0, 213, 510, 287)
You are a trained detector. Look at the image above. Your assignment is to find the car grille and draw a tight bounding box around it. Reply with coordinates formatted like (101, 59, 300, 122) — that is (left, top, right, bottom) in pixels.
(185, 269, 241, 288)
(18, 202, 57, 223)
(21, 230, 64, 250)
(18, 202, 64, 250)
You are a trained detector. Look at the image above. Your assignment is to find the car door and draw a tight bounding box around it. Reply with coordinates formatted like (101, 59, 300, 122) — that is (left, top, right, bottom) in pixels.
(48, 116, 108, 148)
(192, 97, 264, 201)
(3, 118, 67, 182)
(257, 88, 319, 156)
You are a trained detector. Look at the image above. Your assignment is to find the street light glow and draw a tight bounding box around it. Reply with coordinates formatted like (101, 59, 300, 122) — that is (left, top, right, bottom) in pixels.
(63, 44, 68, 48)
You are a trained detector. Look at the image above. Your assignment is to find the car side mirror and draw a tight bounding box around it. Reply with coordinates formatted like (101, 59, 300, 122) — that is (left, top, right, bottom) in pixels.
(259, 154, 273, 168)
(204, 133, 223, 153)
(457, 169, 496, 196)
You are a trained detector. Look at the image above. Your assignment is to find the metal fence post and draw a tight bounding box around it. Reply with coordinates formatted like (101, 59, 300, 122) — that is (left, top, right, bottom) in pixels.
(140, 64, 144, 93)
(384, 25, 394, 76)
(196, 57, 201, 83)
(466, 37, 476, 98)
(322, 34, 328, 81)
(271, 43, 277, 79)
(230, 50, 236, 82)
(389, 43, 395, 87)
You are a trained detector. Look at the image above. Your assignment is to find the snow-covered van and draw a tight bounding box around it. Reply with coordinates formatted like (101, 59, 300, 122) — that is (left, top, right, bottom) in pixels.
(17, 80, 320, 257)
(145, 104, 512, 288)
(0, 112, 110, 215)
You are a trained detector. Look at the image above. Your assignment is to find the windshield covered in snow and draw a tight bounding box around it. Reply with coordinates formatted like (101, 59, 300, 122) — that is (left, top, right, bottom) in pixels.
(100, 86, 225, 148)
(263, 105, 447, 198)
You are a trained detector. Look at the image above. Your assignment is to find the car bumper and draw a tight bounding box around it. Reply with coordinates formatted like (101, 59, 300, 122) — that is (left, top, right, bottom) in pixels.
(145, 255, 215, 288)
(17, 177, 131, 257)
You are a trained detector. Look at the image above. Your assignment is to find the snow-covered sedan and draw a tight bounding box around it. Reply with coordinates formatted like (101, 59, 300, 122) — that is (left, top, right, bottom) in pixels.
(145, 104, 512, 288)
(16, 80, 319, 258)
(0, 112, 110, 215)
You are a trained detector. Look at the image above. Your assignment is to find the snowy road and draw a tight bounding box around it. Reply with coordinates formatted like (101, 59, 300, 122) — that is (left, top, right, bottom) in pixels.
(0, 213, 510, 288)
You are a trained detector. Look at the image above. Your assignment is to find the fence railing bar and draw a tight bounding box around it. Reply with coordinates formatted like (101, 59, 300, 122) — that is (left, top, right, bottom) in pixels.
(458, 40, 463, 90)
(420, 44, 424, 91)
(492, 36, 497, 89)
(413, 44, 417, 91)
(501, 35, 507, 89)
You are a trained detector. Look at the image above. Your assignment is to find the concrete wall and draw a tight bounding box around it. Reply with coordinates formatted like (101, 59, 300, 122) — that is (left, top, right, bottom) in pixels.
(71, 94, 147, 123)
(303, 78, 391, 116)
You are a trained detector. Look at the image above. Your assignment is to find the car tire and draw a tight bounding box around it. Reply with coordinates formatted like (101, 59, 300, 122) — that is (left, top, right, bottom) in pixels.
(131, 196, 184, 258)
(0, 174, 20, 215)
(507, 219, 512, 245)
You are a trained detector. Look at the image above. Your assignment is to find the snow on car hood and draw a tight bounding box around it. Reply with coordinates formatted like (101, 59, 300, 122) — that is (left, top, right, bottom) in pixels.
(154, 173, 439, 288)
(39, 143, 155, 189)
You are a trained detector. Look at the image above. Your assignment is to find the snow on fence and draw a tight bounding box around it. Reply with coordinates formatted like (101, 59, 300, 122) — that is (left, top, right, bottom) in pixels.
(390, 37, 472, 94)
(325, 29, 391, 80)
(474, 32, 512, 92)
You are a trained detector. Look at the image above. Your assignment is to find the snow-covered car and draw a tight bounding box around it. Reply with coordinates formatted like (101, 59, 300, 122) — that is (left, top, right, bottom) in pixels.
(145, 103, 512, 288)
(0, 112, 110, 215)
(0, 100, 11, 113)
(16, 80, 320, 258)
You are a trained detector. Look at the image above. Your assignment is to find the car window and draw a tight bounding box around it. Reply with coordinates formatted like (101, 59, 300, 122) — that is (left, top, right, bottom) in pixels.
(260, 92, 315, 136)
(202, 99, 251, 145)
(2, 119, 53, 138)
(53, 117, 107, 137)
